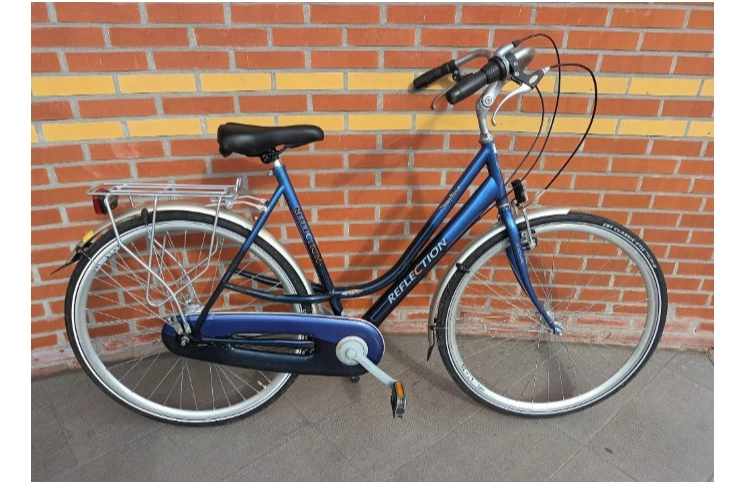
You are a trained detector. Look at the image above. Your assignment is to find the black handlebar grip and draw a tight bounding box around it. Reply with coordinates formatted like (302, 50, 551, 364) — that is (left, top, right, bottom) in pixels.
(445, 58, 508, 104)
(413, 60, 457, 90)
(445, 71, 487, 104)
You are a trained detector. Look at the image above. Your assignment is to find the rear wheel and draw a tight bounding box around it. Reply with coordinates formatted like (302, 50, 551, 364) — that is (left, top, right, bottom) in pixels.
(65, 211, 309, 425)
(436, 212, 667, 417)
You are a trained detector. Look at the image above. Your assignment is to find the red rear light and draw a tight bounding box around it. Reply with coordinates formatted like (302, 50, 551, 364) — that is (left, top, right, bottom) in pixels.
(92, 194, 118, 215)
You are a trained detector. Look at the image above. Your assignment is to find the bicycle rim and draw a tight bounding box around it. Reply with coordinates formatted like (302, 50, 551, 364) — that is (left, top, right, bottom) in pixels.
(67, 213, 307, 425)
(439, 213, 666, 416)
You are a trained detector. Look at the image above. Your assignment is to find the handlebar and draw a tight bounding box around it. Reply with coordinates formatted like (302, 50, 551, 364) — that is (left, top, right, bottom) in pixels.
(413, 41, 539, 105)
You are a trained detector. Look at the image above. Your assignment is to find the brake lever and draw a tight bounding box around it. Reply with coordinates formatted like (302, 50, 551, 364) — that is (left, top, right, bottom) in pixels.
(490, 67, 550, 125)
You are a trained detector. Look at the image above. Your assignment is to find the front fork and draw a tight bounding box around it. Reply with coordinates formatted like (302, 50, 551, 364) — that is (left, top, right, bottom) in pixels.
(498, 201, 563, 335)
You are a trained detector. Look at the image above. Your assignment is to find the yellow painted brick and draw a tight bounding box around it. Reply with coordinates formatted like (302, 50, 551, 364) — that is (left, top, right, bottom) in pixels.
(557, 75, 628, 95)
(629, 78, 701, 96)
(119, 74, 196, 94)
(42, 121, 123, 142)
(618, 119, 687, 137)
(348, 114, 411, 131)
(127, 119, 202, 138)
(349, 73, 413, 91)
(276, 73, 344, 90)
(701, 79, 713, 97)
(491, 115, 543, 133)
(548, 117, 618, 135)
(206, 116, 274, 134)
(31, 76, 115, 96)
(688, 121, 713, 137)
(200, 73, 271, 92)
(278, 115, 344, 132)
(415, 114, 480, 131)
(31, 126, 39, 143)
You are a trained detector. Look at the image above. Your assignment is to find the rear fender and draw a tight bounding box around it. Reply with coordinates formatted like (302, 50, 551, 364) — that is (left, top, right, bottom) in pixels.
(53, 203, 316, 303)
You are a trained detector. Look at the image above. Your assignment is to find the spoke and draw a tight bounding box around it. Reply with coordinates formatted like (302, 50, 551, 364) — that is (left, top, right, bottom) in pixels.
(147, 356, 181, 400)
(185, 360, 198, 411)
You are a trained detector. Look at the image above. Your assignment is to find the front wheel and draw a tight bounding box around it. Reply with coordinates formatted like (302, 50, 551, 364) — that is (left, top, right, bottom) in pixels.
(436, 212, 667, 417)
(65, 211, 310, 425)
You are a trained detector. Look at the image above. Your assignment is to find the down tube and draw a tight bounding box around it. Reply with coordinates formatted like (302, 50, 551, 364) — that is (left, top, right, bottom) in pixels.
(364, 176, 502, 325)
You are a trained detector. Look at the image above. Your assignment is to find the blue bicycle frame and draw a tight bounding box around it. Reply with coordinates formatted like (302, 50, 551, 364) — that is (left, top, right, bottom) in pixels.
(193, 140, 558, 334)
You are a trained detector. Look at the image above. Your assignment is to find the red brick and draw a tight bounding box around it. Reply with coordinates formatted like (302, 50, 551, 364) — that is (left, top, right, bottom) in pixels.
(55, 2, 141, 23)
(348, 28, 414, 47)
(231, 3, 304, 23)
(31, 101, 73, 121)
(640, 176, 691, 193)
(680, 213, 713, 228)
(31, 282, 69, 301)
(413, 153, 460, 168)
(67, 51, 149, 72)
(381, 171, 442, 187)
(600, 55, 673, 74)
(169, 139, 216, 156)
(692, 178, 714, 194)
(315, 172, 376, 188)
(281, 153, 345, 170)
(350, 189, 407, 205)
(311, 4, 380, 23)
(31, 52, 60, 73)
(382, 134, 445, 150)
(575, 175, 639, 191)
(513, 135, 576, 153)
(668, 245, 713, 261)
(313, 94, 377, 112)
(538, 191, 601, 208)
(32, 27, 104, 47)
(383, 94, 435, 112)
(584, 138, 648, 155)
(567, 30, 639, 51)
(31, 145, 85, 165)
(311, 51, 379, 69)
(195, 28, 267, 47)
(32, 334, 58, 350)
(89, 141, 164, 160)
(603, 193, 651, 209)
(384, 50, 451, 69)
(674, 56, 714, 76)
(32, 225, 92, 246)
(687, 9, 714, 30)
(31, 304, 46, 319)
(704, 142, 713, 157)
(678, 160, 713, 176)
(109, 27, 190, 47)
(235, 51, 305, 69)
(387, 4, 455, 24)
(544, 155, 611, 173)
(31, 3, 48, 22)
(611, 8, 687, 28)
(78, 98, 156, 118)
(315, 135, 376, 151)
(349, 154, 408, 169)
(643, 33, 713, 52)
(32, 208, 62, 226)
(153, 51, 229, 70)
(421, 28, 489, 48)
(661, 100, 713, 118)
(31, 168, 50, 186)
(146, 3, 225, 23)
(650, 140, 703, 157)
(536, 6, 608, 26)
(461, 5, 532, 25)
(273, 28, 342, 47)
(696, 322, 714, 333)
(162, 96, 234, 115)
(136, 159, 207, 178)
(653, 195, 703, 211)
(595, 98, 660, 117)
(239, 95, 306, 113)
(492, 29, 566, 49)
(610, 157, 678, 174)
(629, 211, 679, 227)
(55, 163, 132, 184)
(677, 262, 714, 277)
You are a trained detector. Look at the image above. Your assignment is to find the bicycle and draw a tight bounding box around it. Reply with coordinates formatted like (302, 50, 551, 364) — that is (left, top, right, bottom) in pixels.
(58, 36, 668, 426)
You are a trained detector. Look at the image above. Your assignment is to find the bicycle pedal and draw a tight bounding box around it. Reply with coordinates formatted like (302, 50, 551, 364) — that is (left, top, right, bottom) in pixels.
(390, 381, 406, 419)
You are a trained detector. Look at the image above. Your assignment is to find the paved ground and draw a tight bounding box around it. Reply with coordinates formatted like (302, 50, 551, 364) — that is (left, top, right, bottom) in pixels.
(31, 335, 713, 481)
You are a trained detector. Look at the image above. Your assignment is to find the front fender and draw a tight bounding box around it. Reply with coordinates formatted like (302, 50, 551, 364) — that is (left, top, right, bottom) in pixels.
(427, 207, 570, 352)
(55, 203, 316, 303)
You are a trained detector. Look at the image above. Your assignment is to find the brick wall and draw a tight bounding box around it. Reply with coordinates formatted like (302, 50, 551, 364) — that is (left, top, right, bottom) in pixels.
(31, 2, 714, 374)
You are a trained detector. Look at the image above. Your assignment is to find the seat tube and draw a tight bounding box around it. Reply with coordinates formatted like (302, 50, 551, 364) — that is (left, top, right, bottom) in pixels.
(273, 161, 343, 314)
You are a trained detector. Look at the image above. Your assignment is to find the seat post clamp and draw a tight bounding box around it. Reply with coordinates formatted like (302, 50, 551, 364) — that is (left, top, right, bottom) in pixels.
(259, 146, 287, 164)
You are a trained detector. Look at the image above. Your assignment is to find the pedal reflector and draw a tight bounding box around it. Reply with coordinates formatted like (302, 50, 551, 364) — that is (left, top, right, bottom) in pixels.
(391, 381, 406, 419)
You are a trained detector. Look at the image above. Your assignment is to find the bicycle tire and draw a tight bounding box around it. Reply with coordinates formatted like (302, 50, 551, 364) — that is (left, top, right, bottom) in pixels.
(436, 212, 667, 417)
(65, 210, 310, 426)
